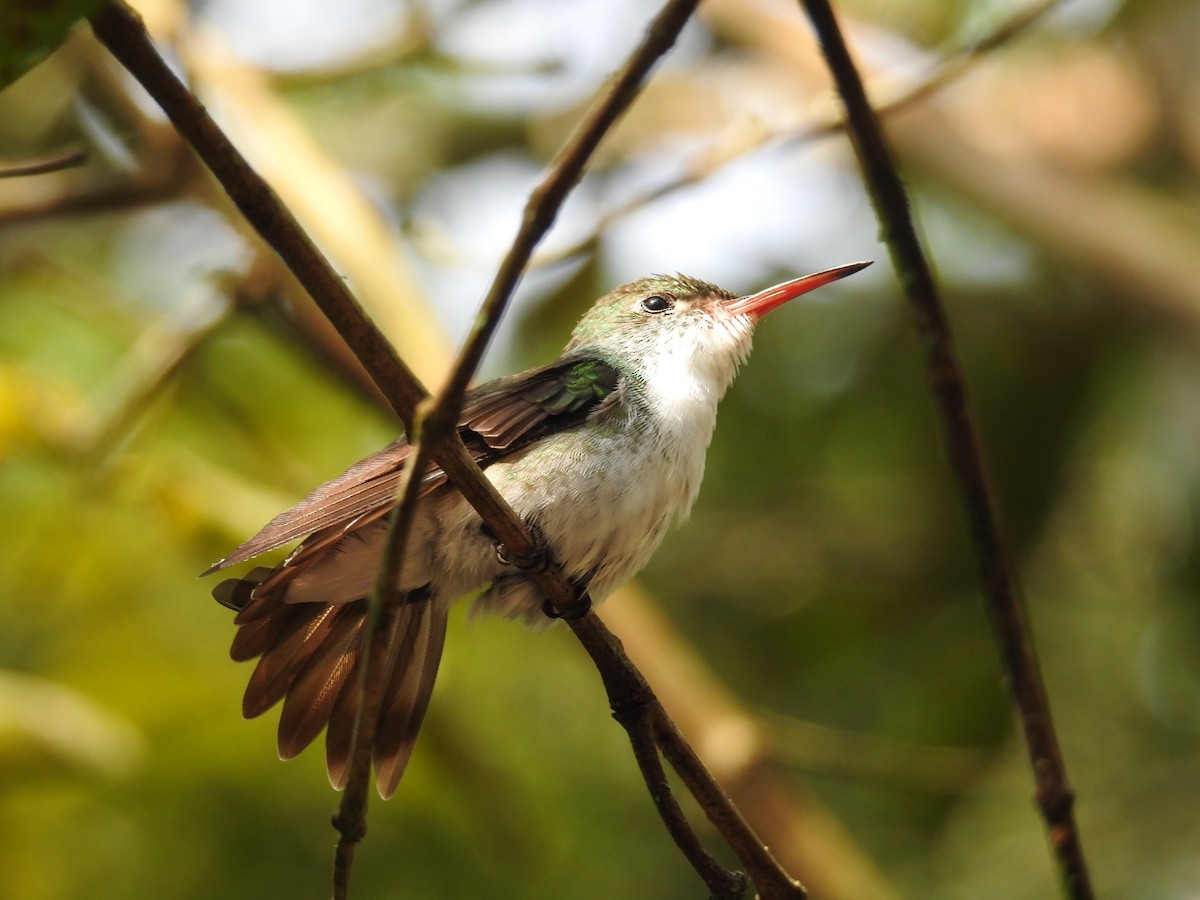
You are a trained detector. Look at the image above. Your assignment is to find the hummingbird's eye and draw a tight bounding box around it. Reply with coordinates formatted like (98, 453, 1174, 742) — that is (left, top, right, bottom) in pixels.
(641, 295, 673, 314)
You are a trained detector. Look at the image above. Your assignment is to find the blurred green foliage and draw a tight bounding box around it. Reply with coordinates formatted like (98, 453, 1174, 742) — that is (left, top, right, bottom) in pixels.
(0, 0, 105, 89)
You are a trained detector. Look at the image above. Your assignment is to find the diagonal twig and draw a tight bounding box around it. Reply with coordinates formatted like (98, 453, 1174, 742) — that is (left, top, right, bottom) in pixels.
(328, 0, 774, 896)
(796, 1, 1093, 897)
(413, 0, 806, 890)
(89, 1, 804, 897)
(0, 147, 89, 178)
(623, 708, 748, 900)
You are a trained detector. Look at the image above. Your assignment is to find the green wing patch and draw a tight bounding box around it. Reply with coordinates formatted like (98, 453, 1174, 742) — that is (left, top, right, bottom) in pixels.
(463, 357, 620, 451)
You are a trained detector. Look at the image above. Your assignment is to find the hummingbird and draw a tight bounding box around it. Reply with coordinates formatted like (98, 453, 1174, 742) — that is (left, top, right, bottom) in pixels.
(206, 261, 870, 798)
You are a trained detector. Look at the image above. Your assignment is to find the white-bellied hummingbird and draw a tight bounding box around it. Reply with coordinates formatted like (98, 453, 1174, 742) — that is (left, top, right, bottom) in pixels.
(207, 261, 871, 797)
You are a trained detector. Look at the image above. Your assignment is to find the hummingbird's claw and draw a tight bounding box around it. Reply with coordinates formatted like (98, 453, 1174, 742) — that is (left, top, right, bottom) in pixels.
(493, 539, 548, 573)
(490, 520, 551, 573)
(541, 591, 592, 620)
(489, 521, 589, 618)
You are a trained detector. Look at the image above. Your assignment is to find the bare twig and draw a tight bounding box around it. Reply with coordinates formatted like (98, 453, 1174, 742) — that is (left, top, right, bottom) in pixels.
(0, 147, 89, 178)
(180, 34, 448, 383)
(796, 1, 1093, 897)
(150, 45, 899, 896)
(655, 710, 802, 897)
(370, 0, 806, 893)
(331, 411, 439, 900)
(564, 616, 804, 898)
(405, 2, 806, 883)
(0, 143, 186, 224)
(623, 709, 748, 900)
(89, 1, 803, 896)
(609, 585, 902, 900)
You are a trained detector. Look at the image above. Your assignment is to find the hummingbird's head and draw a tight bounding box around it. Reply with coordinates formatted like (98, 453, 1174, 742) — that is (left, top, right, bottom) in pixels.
(565, 263, 871, 397)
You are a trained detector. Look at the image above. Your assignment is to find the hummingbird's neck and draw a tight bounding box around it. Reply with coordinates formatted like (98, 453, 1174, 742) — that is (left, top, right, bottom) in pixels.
(595, 312, 757, 523)
(617, 309, 755, 424)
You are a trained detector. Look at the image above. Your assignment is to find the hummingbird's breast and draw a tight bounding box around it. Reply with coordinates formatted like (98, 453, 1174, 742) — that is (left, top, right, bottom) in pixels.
(433, 357, 726, 623)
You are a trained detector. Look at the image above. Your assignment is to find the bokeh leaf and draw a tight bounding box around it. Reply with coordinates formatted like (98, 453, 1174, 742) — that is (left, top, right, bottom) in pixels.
(0, 0, 107, 89)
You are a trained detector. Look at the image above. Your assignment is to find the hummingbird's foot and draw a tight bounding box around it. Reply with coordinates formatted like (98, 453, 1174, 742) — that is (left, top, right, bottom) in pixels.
(484, 521, 590, 618)
(487, 522, 550, 574)
(541, 590, 592, 620)
(492, 538, 548, 573)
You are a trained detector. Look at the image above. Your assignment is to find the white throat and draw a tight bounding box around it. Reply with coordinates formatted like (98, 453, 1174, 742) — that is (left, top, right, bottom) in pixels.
(625, 313, 756, 522)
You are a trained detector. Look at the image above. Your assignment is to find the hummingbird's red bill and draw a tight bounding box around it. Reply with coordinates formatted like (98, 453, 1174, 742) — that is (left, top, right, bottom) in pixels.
(724, 260, 873, 319)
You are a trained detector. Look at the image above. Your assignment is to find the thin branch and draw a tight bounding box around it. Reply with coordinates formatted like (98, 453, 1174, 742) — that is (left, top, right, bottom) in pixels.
(564, 615, 804, 899)
(179, 33, 448, 383)
(404, 0, 807, 890)
(0, 147, 88, 178)
(90, 2, 804, 896)
(355, 0, 785, 892)
(796, 2, 1094, 898)
(622, 709, 748, 900)
(653, 709, 805, 898)
(0, 144, 186, 224)
(609, 587, 901, 900)
(331, 411, 438, 900)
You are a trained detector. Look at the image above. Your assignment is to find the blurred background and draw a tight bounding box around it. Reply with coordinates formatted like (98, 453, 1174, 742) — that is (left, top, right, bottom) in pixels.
(2, 0, 1200, 897)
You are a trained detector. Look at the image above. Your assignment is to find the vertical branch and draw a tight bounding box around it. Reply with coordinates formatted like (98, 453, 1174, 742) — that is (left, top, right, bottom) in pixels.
(796, 2, 1093, 898)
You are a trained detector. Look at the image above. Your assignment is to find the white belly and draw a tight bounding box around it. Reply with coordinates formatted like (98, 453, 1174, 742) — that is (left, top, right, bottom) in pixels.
(432, 406, 713, 622)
